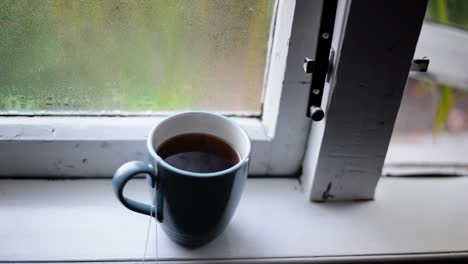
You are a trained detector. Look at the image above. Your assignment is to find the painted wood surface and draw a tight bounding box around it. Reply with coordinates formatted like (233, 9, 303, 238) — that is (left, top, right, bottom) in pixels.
(1, 177, 468, 262)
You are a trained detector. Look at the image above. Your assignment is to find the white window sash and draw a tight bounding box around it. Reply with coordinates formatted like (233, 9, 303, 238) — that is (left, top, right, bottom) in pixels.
(302, 0, 428, 201)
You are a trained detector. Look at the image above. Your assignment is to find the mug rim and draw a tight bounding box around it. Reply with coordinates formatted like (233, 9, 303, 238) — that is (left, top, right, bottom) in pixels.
(147, 111, 251, 177)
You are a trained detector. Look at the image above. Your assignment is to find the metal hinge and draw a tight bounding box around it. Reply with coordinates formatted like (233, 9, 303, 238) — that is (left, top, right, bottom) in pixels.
(304, 0, 338, 121)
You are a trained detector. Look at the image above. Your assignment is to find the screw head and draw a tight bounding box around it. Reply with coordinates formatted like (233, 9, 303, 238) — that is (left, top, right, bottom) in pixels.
(322, 32, 329, 39)
(312, 89, 320, 95)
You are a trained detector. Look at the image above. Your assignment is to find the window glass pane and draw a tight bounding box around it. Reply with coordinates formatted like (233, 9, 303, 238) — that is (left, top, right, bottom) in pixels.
(0, 0, 274, 114)
(389, 78, 468, 148)
(385, 0, 468, 175)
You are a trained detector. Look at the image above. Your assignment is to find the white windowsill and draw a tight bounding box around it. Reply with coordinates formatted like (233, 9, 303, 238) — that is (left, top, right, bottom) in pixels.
(384, 134, 468, 176)
(1, 177, 468, 263)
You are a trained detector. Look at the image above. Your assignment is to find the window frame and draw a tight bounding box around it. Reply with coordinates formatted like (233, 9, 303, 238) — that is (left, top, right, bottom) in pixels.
(0, 0, 323, 177)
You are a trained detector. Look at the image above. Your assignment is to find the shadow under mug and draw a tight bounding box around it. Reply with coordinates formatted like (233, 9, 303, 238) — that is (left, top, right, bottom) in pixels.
(112, 112, 251, 247)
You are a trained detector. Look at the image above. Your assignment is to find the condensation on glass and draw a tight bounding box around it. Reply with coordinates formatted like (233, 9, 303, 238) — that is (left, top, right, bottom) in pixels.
(0, 0, 274, 114)
(385, 0, 468, 174)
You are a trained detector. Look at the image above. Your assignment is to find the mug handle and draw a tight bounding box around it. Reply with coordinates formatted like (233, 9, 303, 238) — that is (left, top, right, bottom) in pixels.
(112, 161, 157, 217)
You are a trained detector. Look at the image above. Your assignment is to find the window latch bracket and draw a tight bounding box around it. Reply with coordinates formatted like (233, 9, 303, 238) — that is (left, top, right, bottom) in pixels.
(410, 57, 430, 72)
(304, 0, 338, 121)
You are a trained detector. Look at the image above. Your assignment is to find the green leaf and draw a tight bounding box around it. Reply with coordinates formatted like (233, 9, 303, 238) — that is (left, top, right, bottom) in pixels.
(428, 0, 449, 23)
(433, 84, 454, 133)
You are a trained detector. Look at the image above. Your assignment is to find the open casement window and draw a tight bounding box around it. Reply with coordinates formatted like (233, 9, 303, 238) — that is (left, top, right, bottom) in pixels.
(0, 0, 323, 177)
(384, 0, 468, 176)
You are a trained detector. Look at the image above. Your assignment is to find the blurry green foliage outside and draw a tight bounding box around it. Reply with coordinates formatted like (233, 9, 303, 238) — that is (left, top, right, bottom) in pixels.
(414, 0, 468, 133)
(426, 0, 468, 31)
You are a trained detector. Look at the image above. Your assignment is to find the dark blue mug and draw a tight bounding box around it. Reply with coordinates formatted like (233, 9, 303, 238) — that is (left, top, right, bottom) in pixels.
(112, 112, 251, 247)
